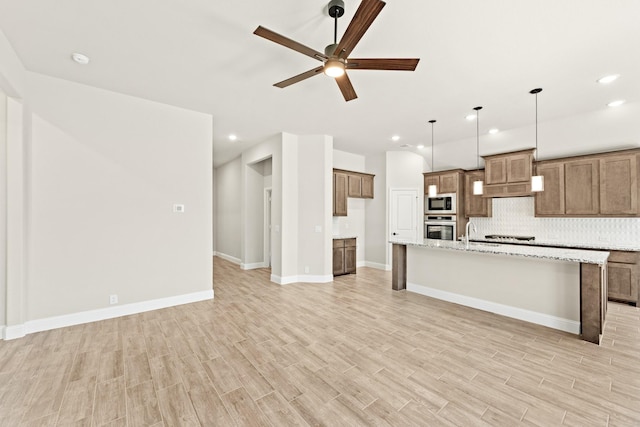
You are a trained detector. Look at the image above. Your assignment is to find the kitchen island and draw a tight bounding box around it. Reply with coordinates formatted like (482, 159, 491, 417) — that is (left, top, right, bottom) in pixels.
(390, 238, 609, 344)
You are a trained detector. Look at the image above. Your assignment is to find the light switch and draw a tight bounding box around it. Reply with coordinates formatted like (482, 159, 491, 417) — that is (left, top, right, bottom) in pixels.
(315, 225, 322, 233)
(275, 225, 280, 233)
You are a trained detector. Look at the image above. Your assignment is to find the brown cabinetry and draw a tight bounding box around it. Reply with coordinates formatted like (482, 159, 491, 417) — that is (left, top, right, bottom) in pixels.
(423, 171, 460, 195)
(464, 170, 491, 217)
(607, 251, 639, 305)
(333, 169, 375, 216)
(534, 161, 565, 215)
(535, 149, 640, 217)
(565, 159, 599, 215)
(600, 154, 638, 215)
(333, 171, 348, 216)
(333, 238, 356, 276)
(483, 149, 534, 197)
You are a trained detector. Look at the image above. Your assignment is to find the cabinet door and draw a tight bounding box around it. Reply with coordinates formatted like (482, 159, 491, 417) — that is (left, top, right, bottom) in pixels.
(600, 154, 638, 215)
(506, 153, 533, 183)
(424, 175, 439, 194)
(333, 172, 348, 216)
(333, 246, 345, 275)
(464, 171, 491, 217)
(535, 162, 565, 216)
(348, 174, 362, 197)
(439, 173, 458, 194)
(565, 159, 599, 215)
(608, 262, 638, 303)
(361, 175, 374, 198)
(485, 157, 507, 185)
(345, 239, 357, 274)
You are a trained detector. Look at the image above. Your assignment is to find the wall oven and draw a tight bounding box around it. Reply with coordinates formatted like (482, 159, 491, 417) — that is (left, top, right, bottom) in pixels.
(425, 193, 456, 215)
(425, 215, 457, 241)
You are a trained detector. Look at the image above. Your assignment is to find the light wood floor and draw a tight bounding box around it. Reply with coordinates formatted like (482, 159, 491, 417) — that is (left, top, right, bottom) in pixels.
(1, 257, 639, 426)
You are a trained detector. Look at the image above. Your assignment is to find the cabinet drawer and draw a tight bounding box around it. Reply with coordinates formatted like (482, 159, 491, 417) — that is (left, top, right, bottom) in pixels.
(608, 251, 640, 264)
(333, 239, 345, 248)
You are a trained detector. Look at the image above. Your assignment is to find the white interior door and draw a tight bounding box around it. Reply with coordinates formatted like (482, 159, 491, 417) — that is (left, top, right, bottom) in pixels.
(389, 189, 418, 242)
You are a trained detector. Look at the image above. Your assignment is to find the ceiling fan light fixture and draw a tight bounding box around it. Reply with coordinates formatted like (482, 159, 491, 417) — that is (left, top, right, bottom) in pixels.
(324, 58, 345, 77)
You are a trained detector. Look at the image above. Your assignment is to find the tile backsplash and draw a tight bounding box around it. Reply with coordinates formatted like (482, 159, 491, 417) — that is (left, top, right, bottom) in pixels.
(470, 197, 640, 248)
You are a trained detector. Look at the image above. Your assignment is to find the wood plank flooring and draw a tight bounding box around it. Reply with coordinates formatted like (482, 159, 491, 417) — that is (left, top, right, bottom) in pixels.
(1, 256, 639, 426)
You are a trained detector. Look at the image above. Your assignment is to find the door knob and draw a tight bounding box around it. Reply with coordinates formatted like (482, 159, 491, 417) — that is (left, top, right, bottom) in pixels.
(392, 232, 398, 235)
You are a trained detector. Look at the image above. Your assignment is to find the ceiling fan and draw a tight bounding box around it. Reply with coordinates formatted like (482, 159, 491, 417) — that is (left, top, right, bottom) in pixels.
(253, 0, 420, 102)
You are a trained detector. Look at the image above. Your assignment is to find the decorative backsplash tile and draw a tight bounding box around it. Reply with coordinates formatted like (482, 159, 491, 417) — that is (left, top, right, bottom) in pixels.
(471, 197, 640, 249)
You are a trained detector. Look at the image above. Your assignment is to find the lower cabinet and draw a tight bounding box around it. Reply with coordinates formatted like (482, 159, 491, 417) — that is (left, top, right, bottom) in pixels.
(333, 238, 356, 276)
(608, 251, 639, 305)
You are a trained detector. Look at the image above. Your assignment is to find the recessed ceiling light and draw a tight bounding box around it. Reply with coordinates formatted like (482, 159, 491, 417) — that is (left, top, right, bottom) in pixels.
(597, 74, 619, 84)
(607, 100, 626, 107)
(416, 144, 425, 149)
(391, 135, 400, 141)
(488, 128, 499, 134)
(465, 114, 476, 121)
(229, 134, 238, 141)
(71, 52, 90, 65)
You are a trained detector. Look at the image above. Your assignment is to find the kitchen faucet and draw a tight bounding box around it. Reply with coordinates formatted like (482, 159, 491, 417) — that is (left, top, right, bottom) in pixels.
(465, 221, 477, 249)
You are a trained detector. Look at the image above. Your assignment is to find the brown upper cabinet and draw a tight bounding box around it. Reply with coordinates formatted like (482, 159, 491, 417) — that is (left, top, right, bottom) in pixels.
(464, 170, 492, 218)
(483, 149, 535, 197)
(333, 169, 375, 216)
(333, 171, 348, 217)
(600, 154, 638, 215)
(423, 170, 463, 195)
(535, 149, 640, 217)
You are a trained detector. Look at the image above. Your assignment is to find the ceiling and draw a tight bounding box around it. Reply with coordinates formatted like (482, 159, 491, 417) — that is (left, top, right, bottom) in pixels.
(1, 0, 639, 167)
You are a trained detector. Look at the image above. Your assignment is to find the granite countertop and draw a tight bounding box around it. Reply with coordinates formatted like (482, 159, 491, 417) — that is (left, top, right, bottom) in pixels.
(469, 237, 640, 252)
(333, 235, 358, 239)
(389, 238, 609, 265)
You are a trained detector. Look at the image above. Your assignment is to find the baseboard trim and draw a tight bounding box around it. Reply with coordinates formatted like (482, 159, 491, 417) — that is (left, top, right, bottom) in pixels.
(214, 252, 241, 265)
(241, 262, 267, 270)
(269, 274, 332, 285)
(1, 289, 214, 340)
(364, 261, 391, 271)
(407, 282, 580, 335)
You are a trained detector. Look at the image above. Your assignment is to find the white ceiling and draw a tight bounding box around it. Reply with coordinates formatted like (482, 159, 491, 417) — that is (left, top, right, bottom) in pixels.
(1, 0, 639, 167)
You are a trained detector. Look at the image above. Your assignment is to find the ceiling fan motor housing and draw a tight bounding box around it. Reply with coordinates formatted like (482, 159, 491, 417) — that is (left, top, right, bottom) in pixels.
(328, 0, 345, 18)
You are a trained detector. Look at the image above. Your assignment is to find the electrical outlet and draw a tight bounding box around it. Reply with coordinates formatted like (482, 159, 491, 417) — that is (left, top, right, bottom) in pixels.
(304, 266, 310, 274)
(173, 204, 185, 213)
(315, 225, 322, 233)
(109, 294, 118, 305)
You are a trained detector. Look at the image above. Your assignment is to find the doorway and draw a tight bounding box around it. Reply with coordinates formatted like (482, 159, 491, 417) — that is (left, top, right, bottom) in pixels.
(389, 188, 418, 241)
(264, 188, 272, 268)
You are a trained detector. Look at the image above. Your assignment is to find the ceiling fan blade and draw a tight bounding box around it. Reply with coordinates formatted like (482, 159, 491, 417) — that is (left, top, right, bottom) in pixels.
(347, 58, 420, 71)
(274, 66, 324, 88)
(333, 0, 385, 59)
(254, 26, 327, 61)
(335, 72, 358, 102)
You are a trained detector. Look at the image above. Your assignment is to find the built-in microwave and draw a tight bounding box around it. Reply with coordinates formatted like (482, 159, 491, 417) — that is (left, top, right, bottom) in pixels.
(425, 215, 457, 241)
(425, 193, 456, 214)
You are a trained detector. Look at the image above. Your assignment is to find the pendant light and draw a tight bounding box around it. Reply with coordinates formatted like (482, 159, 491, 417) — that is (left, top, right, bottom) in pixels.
(530, 88, 544, 192)
(428, 119, 437, 197)
(472, 106, 484, 195)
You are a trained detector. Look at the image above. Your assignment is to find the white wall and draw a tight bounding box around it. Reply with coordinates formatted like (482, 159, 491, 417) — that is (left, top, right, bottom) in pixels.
(0, 89, 6, 327)
(25, 72, 213, 321)
(298, 135, 333, 279)
(332, 149, 367, 266)
(214, 156, 242, 262)
(364, 153, 387, 269)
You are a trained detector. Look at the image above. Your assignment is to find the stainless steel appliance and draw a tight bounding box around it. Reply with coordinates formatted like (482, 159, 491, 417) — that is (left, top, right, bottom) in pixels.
(425, 193, 456, 214)
(424, 215, 457, 240)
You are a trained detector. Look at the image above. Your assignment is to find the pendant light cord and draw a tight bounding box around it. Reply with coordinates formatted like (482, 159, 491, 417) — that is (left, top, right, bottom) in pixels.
(429, 120, 436, 171)
(473, 106, 482, 170)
